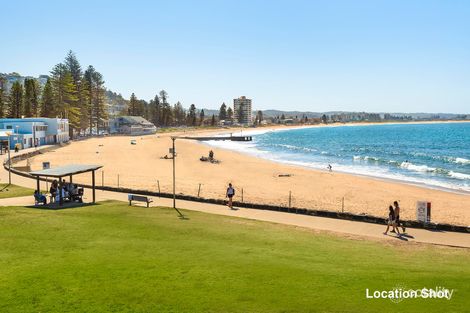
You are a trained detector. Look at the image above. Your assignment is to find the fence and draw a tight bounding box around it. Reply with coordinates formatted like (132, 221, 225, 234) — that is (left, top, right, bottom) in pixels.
(5, 149, 470, 233)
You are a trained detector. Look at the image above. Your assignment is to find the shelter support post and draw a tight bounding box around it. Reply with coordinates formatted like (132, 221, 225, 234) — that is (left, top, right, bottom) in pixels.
(59, 176, 63, 206)
(92, 170, 96, 203)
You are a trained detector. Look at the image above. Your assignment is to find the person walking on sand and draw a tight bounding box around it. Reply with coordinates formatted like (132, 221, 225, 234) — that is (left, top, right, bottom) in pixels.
(393, 201, 406, 233)
(384, 205, 399, 236)
(226, 183, 235, 209)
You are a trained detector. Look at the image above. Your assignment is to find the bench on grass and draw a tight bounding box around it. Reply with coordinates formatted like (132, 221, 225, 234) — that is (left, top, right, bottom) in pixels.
(128, 194, 153, 207)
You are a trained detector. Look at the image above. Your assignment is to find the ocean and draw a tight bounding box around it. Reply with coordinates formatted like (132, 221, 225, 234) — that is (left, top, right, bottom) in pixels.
(207, 122, 470, 193)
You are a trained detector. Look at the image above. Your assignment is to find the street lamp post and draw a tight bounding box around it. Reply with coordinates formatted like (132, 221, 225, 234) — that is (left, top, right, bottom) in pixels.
(7, 134, 11, 185)
(172, 137, 176, 208)
(15, 125, 19, 150)
(170, 136, 183, 218)
(32, 122, 36, 149)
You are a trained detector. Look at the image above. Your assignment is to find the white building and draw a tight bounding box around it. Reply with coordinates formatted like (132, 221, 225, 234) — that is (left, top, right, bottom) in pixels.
(0, 118, 69, 150)
(233, 96, 252, 125)
(109, 116, 157, 135)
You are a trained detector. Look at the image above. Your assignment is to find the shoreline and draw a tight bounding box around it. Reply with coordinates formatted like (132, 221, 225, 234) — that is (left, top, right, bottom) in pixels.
(200, 136, 470, 197)
(199, 123, 470, 196)
(174, 119, 470, 138)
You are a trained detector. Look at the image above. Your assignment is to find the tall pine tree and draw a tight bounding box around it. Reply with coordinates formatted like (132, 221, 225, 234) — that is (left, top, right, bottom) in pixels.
(188, 104, 197, 126)
(92, 70, 107, 133)
(129, 93, 138, 115)
(8, 81, 23, 118)
(77, 76, 90, 134)
(199, 109, 205, 126)
(40, 79, 55, 117)
(219, 103, 227, 120)
(23, 78, 39, 117)
(64, 50, 82, 86)
(152, 94, 161, 126)
(83, 65, 107, 134)
(50, 63, 80, 137)
(0, 80, 5, 118)
(173, 101, 185, 125)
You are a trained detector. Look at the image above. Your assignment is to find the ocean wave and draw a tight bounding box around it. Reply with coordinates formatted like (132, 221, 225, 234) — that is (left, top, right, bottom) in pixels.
(364, 156, 379, 162)
(278, 158, 470, 192)
(455, 157, 470, 165)
(353, 155, 399, 165)
(275, 144, 317, 153)
(400, 162, 436, 173)
(204, 128, 470, 192)
(449, 171, 470, 180)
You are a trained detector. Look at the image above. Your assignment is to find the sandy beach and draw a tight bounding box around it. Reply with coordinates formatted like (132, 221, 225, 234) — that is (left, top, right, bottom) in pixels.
(16, 124, 469, 226)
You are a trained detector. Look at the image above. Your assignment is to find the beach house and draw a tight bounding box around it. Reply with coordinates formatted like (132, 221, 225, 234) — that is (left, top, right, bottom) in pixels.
(109, 116, 157, 135)
(0, 118, 69, 150)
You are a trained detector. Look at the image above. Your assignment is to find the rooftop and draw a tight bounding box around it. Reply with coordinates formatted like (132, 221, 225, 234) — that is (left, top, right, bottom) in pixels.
(29, 164, 103, 177)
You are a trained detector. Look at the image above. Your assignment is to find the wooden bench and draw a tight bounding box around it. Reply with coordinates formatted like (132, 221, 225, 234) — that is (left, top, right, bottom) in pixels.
(128, 194, 153, 207)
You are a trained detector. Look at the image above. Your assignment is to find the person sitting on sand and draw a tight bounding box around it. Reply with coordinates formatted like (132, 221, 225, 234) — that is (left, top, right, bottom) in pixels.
(384, 205, 399, 236)
(393, 201, 406, 233)
(209, 150, 214, 160)
(226, 183, 235, 209)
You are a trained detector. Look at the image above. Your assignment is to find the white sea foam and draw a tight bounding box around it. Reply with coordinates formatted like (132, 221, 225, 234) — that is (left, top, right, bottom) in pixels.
(455, 157, 470, 164)
(449, 171, 470, 180)
(203, 129, 470, 193)
(400, 162, 436, 172)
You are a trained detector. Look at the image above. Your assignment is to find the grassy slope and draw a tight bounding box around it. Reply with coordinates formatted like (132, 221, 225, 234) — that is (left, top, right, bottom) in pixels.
(0, 183, 34, 199)
(0, 201, 468, 313)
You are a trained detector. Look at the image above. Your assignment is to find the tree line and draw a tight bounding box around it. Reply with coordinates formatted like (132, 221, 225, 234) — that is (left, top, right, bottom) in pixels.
(0, 51, 107, 137)
(126, 92, 244, 127)
(0, 50, 257, 134)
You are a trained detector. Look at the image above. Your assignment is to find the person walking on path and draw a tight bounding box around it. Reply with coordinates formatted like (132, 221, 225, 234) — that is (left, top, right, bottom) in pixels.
(226, 183, 235, 209)
(384, 205, 400, 236)
(393, 201, 406, 233)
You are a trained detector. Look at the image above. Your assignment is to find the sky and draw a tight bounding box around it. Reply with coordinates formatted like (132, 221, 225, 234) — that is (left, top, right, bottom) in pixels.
(1, 0, 469, 113)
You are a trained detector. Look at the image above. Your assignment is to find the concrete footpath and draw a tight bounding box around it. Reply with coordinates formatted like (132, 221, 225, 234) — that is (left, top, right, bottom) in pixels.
(1, 146, 469, 248)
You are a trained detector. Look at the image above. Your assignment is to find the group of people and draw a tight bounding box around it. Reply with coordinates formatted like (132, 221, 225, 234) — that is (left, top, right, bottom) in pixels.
(200, 150, 219, 163)
(384, 201, 406, 236)
(225, 184, 409, 237)
(49, 179, 82, 203)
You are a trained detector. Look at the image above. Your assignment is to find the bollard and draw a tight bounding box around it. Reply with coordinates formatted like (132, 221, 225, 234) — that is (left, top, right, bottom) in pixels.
(157, 180, 161, 196)
(342, 197, 344, 213)
(288, 191, 292, 208)
(118, 174, 120, 188)
(198, 183, 202, 197)
(102, 171, 104, 187)
(241, 188, 244, 202)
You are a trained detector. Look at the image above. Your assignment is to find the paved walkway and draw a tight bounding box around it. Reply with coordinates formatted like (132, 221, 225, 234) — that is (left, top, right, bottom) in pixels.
(1, 146, 469, 248)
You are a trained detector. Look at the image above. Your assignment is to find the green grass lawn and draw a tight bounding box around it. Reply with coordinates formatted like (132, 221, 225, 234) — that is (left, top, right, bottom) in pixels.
(0, 183, 35, 199)
(0, 201, 468, 313)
